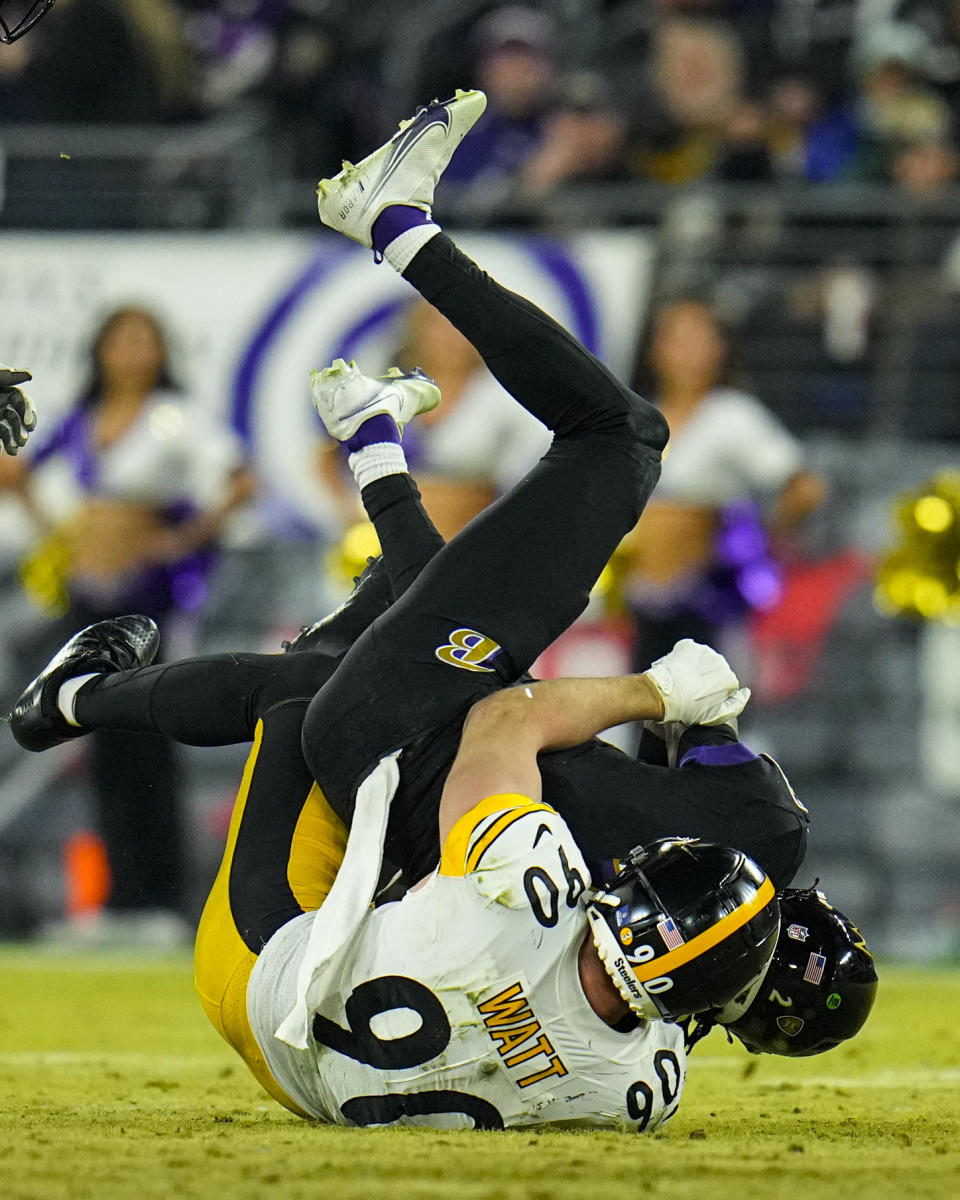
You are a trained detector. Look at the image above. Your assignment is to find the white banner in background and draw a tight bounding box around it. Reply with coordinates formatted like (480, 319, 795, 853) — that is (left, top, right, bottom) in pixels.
(0, 230, 654, 530)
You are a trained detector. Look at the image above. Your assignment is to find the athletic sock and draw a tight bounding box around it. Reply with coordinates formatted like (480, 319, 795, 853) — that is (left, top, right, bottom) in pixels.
(57, 673, 100, 727)
(347, 443, 409, 491)
(348, 444, 408, 490)
(345, 413, 401, 454)
(371, 205, 440, 272)
(345, 413, 408, 489)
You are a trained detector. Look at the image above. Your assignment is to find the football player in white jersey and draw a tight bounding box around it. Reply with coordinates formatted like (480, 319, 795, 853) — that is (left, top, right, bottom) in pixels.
(244, 674, 777, 1129)
(248, 811, 704, 1129)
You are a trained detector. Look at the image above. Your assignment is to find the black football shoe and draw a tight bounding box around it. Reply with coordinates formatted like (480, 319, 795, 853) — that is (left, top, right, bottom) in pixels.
(282, 555, 393, 657)
(5, 615, 159, 752)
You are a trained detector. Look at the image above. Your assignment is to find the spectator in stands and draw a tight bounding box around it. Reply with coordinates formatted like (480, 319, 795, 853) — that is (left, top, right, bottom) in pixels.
(180, 0, 283, 115)
(850, 21, 955, 182)
(766, 72, 860, 182)
(319, 299, 550, 541)
(518, 75, 628, 201)
(0, 307, 255, 946)
(178, 1, 381, 182)
(891, 135, 960, 197)
(623, 15, 750, 185)
(439, 6, 624, 217)
(714, 99, 774, 181)
(258, 5, 358, 178)
(618, 297, 826, 669)
(441, 6, 559, 192)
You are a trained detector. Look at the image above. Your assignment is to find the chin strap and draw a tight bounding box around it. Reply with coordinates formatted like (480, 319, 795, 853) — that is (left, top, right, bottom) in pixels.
(681, 1013, 730, 1055)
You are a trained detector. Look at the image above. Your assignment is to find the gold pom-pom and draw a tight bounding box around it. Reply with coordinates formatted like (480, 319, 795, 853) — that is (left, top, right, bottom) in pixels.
(325, 521, 382, 594)
(875, 471, 960, 623)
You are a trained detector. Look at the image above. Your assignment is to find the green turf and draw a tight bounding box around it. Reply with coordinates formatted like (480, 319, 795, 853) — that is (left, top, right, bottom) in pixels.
(2, 947, 958, 1200)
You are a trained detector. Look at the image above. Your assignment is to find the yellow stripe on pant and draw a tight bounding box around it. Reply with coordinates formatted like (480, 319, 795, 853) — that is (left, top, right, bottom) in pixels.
(193, 719, 348, 1117)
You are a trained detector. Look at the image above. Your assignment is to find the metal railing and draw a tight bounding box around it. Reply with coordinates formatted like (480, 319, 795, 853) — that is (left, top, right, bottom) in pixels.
(5, 130, 960, 445)
(0, 108, 284, 229)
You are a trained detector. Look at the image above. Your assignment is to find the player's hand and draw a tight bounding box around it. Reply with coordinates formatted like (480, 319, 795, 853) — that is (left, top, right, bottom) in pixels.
(0, 367, 37, 456)
(643, 639, 750, 726)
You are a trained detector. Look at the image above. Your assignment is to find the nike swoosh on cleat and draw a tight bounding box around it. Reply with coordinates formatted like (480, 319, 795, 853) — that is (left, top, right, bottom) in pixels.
(365, 108, 453, 208)
(390, 103, 451, 154)
(379, 109, 451, 178)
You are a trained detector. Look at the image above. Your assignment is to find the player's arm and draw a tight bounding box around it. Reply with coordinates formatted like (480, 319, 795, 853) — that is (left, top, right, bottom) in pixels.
(0, 368, 37, 458)
(438, 639, 749, 844)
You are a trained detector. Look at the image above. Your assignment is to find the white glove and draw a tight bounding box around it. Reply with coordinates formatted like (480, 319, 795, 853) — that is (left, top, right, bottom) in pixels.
(0, 367, 37, 456)
(643, 639, 751, 727)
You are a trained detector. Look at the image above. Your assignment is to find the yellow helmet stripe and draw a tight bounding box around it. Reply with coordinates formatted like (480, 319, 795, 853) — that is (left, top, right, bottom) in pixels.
(630, 876, 776, 982)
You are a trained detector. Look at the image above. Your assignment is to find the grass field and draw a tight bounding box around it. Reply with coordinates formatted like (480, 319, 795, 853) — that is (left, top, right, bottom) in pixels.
(2, 947, 958, 1200)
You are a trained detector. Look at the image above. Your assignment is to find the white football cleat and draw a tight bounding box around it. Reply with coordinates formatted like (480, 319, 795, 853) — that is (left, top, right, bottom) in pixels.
(310, 358, 441, 442)
(316, 89, 486, 247)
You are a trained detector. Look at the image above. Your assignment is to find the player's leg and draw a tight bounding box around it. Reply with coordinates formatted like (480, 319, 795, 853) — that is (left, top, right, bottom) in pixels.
(317, 232, 667, 667)
(312, 94, 667, 671)
(4, 618, 349, 1112)
(284, 476, 444, 655)
(6, 630, 336, 751)
(7, 483, 450, 752)
(72, 651, 340, 744)
(361, 244, 665, 652)
(193, 696, 347, 1116)
(359, 473, 445, 601)
(302, 97, 667, 802)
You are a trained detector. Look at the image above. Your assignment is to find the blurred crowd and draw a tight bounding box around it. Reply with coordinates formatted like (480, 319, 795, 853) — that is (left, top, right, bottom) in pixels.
(4, 1, 960, 206)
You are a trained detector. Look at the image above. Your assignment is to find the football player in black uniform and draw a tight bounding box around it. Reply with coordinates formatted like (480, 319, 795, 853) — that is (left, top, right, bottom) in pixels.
(7, 92, 875, 1072)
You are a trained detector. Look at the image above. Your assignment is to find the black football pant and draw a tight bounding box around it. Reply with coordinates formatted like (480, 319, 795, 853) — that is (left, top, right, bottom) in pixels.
(300, 233, 667, 816)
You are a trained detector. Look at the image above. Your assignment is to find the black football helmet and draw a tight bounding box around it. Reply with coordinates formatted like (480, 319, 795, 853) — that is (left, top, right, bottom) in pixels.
(719, 886, 878, 1056)
(587, 838, 780, 1022)
(0, 0, 55, 43)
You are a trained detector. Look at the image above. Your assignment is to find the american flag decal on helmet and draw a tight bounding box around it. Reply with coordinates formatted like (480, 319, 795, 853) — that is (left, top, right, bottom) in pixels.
(804, 951, 827, 984)
(657, 916, 685, 951)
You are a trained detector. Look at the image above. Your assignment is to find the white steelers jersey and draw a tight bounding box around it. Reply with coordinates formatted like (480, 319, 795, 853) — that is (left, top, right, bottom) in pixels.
(247, 794, 686, 1131)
